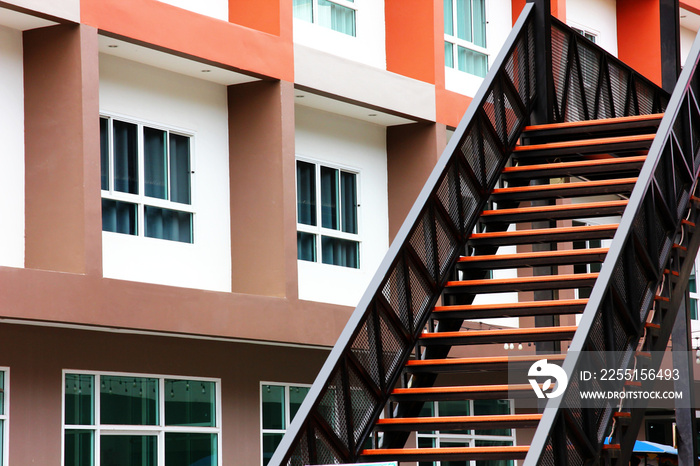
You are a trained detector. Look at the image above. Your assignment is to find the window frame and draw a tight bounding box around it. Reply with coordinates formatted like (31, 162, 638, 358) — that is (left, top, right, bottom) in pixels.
(61, 369, 222, 466)
(100, 113, 196, 243)
(259, 382, 311, 466)
(415, 399, 516, 466)
(443, 0, 489, 77)
(0, 368, 8, 466)
(293, 0, 358, 37)
(295, 156, 362, 268)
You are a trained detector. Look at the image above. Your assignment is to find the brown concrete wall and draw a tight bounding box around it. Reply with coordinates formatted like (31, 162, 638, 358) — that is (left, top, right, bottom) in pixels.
(23, 24, 102, 275)
(0, 323, 328, 465)
(386, 122, 446, 242)
(228, 80, 298, 298)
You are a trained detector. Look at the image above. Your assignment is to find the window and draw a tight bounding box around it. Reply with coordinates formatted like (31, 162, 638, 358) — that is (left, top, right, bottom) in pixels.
(572, 222, 602, 300)
(296, 160, 360, 268)
(444, 0, 488, 77)
(63, 371, 220, 466)
(0, 369, 7, 466)
(293, 0, 356, 36)
(100, 116, 194, 244)
(416, 399, 515, 466)
(261, 383, 310, 466)
(690, 266, 698, 320)
(571, 27, 597, 44)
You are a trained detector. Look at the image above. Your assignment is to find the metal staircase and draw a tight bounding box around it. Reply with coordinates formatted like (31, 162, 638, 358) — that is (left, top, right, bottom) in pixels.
(269, 2, 700, 465)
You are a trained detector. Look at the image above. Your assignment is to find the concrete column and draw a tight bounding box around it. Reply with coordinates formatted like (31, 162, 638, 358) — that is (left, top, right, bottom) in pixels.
(228, 80, 297, 298)
(23, 24, 102, 275)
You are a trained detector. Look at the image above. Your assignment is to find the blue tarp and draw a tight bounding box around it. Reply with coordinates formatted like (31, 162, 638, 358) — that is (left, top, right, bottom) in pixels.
(604, 439, 677, 455)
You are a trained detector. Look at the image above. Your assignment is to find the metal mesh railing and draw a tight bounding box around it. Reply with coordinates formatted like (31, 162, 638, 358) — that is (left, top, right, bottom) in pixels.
(268, 5, 537, 466)
(528, 22, 700, 466)
(550, 18, 667, 122)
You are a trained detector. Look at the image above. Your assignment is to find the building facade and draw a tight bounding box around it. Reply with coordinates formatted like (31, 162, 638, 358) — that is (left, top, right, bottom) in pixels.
(1, 0, 700, 464)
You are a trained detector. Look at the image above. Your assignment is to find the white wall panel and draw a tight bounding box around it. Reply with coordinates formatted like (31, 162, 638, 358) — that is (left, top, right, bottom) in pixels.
(295, 106, 389, 306)
(156, 0, 228, 21)
(100, 54, 231, 292)
(0, 25, 25, 268)
(567, 0, 618, 56)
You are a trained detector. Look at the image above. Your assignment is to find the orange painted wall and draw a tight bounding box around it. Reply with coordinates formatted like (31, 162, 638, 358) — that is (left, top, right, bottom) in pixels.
(229, 0, 285, 37)
(512, 0, 566, 25)
(81, 0, 294, 81)
(385, 0, 439, 84)
(681, 0, 700, 15)
(617, 0, 662, 86)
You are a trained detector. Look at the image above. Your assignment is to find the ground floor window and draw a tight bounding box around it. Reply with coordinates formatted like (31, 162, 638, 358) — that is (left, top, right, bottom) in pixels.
(260, 383, 310, 466)
(416, 399, 515, 466)
(63, 371, 220, 466)
(0, 369, 7, 466)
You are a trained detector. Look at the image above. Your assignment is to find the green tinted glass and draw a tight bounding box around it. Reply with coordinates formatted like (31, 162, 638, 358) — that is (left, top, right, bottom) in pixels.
(64, 430, 94, 466)
(262, 385, 285, 430)
(165, 433, 217, 466)
(65, 374, 94, 425)
(101, 435, 156, 466)
(101, 376, 158, 426)
(165, 380, 216, 427)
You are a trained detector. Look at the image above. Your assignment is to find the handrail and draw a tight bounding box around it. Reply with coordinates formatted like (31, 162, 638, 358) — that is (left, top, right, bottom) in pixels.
(549, 17, 667, 122)
(268, 5, 537, 465)
(527, 22, 700, 466)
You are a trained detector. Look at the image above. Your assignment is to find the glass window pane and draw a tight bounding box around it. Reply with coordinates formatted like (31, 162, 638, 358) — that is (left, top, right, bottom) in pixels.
(102, 199, 137, 235)
(474, 399, 511, 436)
(445, 41, 454, 68)
(691, 298, 698, 320)
(289, 386, 310, 422)
(262, 433, 284, 466)
(144, 127, 168, 200)
(100, 435, 156, 466)
(0, 371, 4, 416)
(472, 0, 486, 47)
(438, 400, 469, 416)
(340, 172, 357, 234)
(321, 237, 359, 268)
(112, 120, 139, 194)
(292, 0, 313, 22)
(318, 0, 356, 36)
(169, 134, 191, 205)
(65, 374, 94, 425)
(296, 161, 317, 226)
(455, 0, 471, 41)
(100, 376, 158, 426)
(444, 0, 453, 35)
(457, 46, 488, 77)
(144, 206, 193, 243)
(100, 118, 109, 191)
(262, 385, 285, 430)
(165, 433, 217, 466)
(165, 380, 216, 427)
(321, 166, 339, 230)
(64, 430, 94, 466)
(297, 232, 317, 262)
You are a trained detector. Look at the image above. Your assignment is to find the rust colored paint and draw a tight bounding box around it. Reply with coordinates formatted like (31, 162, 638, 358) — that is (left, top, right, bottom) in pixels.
(81, 0, 293, 82)
(385, 0, 439, 84)
(0, 323, 328, 465)
(436, 87, 473, 128)
(228, 81, 297, 299)
(23, 24, 102, 275)
(229, 0, 283, 36)
(387, 123, 444, 241)
(617, 0, 662, 86)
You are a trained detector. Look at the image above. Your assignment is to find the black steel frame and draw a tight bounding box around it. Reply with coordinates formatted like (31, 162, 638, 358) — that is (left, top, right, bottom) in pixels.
(527, 21, 700, 466)
(268, 3, 677, 466)
(268, 5, 537, 465)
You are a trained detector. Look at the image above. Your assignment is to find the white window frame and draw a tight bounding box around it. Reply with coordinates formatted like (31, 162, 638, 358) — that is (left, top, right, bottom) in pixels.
(295, 157, 362, 268)
(0, 368, 8, 466)
(416, 399, 516, 466)
(100, 112, 196, 243)
(61, 369, 222, 466)
(444, 0, 489, 76)
(294, 0, 358, 36)
(260, 382, 312, 466)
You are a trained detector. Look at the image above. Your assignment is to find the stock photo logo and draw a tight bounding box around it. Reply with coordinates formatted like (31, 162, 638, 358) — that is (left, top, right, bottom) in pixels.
(528, 359, 568, 399)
